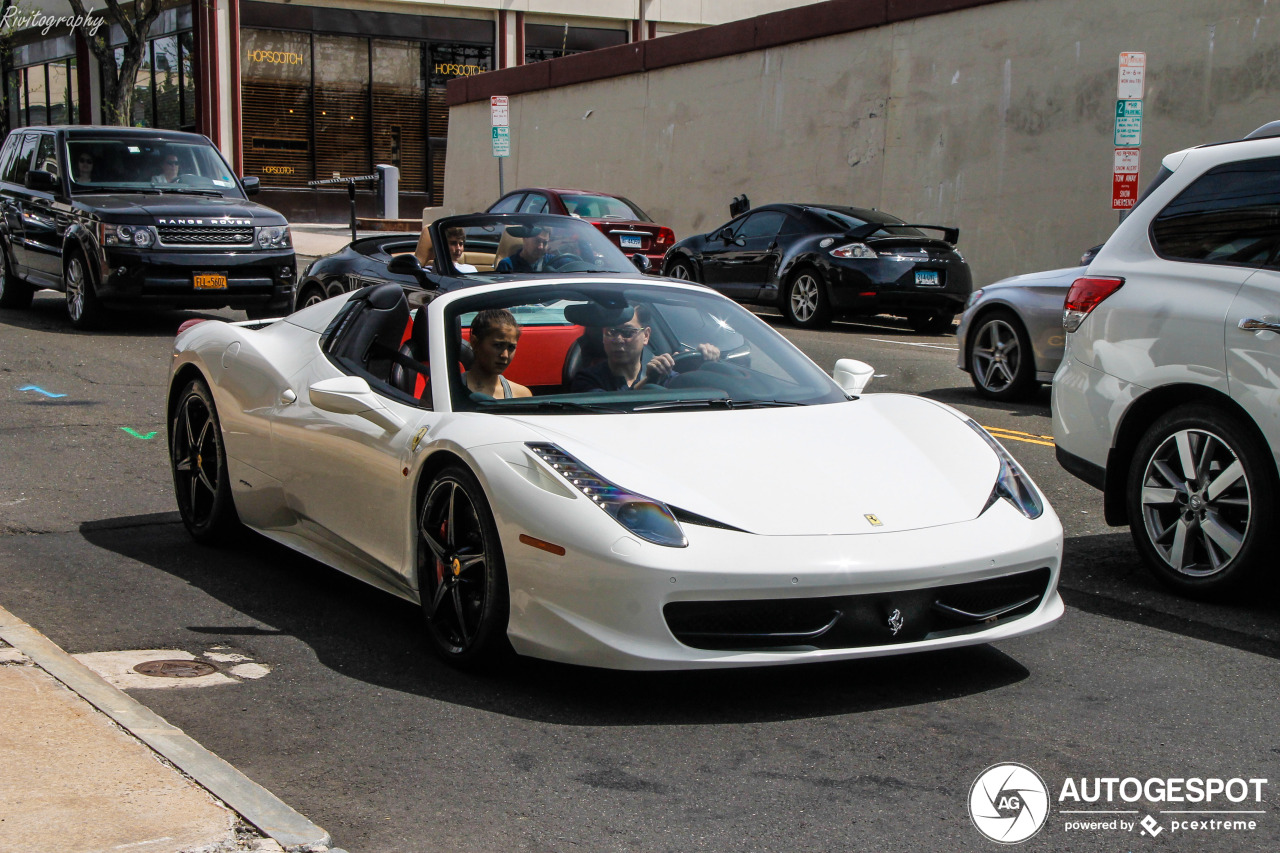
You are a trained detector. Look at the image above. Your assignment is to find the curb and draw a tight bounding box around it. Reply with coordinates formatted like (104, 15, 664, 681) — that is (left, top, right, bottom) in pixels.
(0, 603, 337, 853)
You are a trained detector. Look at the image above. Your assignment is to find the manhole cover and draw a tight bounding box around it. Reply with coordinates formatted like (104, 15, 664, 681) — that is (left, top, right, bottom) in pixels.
(133, 659, 218, 678)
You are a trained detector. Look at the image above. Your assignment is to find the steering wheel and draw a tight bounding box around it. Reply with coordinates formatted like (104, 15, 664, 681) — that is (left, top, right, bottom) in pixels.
(547, 253, 584, 270)
(672, 349, 707, 373)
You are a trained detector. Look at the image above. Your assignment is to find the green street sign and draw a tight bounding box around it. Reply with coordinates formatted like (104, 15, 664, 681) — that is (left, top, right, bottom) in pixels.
(492, 126, 510, 158)
(1114, 99, 1142, 147)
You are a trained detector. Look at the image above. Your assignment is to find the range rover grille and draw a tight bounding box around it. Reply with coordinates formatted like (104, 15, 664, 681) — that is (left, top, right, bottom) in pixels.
(158, 226, 254, 245)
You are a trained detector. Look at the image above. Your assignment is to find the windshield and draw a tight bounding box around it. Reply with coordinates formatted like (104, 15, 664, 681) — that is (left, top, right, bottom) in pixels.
(561, 193, 651, 221)
(66, 137, 243, 197)
(810, 207, 925, 238)
(431, 213, 639, 277)
(445, 281, 848, 413)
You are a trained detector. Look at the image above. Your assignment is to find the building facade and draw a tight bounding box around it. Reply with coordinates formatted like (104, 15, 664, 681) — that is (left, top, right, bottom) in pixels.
(3, 0, 817, 220)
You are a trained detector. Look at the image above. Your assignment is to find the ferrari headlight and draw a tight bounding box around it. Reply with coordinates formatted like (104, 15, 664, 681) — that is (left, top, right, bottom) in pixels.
(965, 420, 1044, 519)
(255, 225, 291, 249)
(830, 242, 877, 259)
(526, 443, 687, 547)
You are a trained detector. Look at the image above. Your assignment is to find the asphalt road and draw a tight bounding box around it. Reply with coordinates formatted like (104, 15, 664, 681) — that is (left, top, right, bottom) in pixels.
(1, 291, 1277, 853)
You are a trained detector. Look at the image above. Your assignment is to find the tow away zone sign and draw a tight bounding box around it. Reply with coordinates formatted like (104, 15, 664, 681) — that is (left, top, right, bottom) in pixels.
(1112, 148, 1141, 210)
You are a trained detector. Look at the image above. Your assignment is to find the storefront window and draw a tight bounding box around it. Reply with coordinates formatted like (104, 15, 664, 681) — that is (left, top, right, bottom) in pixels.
(524, 24, 625, 64)
(372, 39, 424, 193)
(179, 31, 195, 128)
(26, 65, 48, 125)
(314, 34, 370, 182)
(241, 28, 312, 187)
(154, 35, 181, 130)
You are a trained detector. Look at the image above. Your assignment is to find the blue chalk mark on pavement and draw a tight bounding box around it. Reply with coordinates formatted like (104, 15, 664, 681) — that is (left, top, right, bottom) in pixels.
(18, 385, 66, 398)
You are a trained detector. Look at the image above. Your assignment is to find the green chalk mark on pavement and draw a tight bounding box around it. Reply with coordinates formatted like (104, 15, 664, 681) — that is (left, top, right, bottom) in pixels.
(120, 427, 158, 440)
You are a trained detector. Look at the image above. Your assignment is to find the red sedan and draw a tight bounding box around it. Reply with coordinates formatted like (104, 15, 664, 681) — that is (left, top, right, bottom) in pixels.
(486, 188, 674, 270)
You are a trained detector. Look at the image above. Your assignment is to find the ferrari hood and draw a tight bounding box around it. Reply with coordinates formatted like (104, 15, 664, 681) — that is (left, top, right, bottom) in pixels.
(510, 394, 1004, 536)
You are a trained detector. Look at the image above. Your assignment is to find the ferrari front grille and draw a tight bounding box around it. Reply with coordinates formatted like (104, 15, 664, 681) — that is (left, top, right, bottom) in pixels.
(664, 567, 1051, 651)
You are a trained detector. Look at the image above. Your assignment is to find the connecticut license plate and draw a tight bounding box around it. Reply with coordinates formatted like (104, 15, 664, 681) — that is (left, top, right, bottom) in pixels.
(619, 233, 643, 249)
(915, 270, 941, 287)
(194, 273, 228, 290)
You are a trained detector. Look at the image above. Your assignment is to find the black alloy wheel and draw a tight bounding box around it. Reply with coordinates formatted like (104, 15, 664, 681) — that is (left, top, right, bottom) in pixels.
(169, 379, 241, 544)
(968, 309, 1037, 400)
(0, 250, 33, 309)
(666, 258, 696, 282)
(65, 248, 105, 330)
(908, 311, 955, 335)
(784, 266, 831, 328)
(1125, 405, 1275, 597)
(418, 465, 511, 667)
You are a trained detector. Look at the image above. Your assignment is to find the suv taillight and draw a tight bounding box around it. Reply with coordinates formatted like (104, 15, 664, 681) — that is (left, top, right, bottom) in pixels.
(654, 226, 675, 247)
(1063, 276, 1124, 332)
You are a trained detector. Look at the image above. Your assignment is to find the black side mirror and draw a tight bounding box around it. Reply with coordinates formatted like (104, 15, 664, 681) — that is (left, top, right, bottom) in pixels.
(241, 175, 260, 196)
(631, 253, 651, 273)
(24, 170, 57, 192)
(387, 253, 423, 277)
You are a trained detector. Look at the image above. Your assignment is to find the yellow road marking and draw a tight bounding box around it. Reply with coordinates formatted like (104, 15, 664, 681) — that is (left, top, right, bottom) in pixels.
(982, 424, 1056, 447)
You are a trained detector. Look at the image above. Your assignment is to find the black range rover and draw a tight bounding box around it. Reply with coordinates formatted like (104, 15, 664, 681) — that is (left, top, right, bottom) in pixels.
(0, 126, 295, 328)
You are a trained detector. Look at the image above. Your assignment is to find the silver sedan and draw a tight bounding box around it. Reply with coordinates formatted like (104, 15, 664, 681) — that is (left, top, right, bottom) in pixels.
(956, 265, 1082, 401)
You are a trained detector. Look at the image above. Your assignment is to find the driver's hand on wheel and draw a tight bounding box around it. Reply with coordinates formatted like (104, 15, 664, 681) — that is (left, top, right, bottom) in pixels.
(696, 343, 721, 362)
(642, 352, 676, 384)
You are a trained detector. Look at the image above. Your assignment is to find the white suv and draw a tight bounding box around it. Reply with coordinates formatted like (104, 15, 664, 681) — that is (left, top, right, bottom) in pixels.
(1053, 126, 1280, 597)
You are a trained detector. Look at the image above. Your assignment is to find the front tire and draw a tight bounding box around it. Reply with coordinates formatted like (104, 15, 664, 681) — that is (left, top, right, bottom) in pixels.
(294, 281, 327, 312)
(968, 309, 1037, 400)
(65, 249, 105, 330)
(417, 465, 511, 668)
(666, 258, 697, 282)
(169, 379, 242, 544)
(783, 266, 830, 328)
(0, 250, 33, 309)
(1125, 405, 1275, 597)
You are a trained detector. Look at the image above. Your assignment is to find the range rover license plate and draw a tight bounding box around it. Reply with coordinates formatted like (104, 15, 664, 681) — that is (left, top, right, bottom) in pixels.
(619, 233, 643, 249)
(915, 270, 941, 287)
(194, 273, 228, 290)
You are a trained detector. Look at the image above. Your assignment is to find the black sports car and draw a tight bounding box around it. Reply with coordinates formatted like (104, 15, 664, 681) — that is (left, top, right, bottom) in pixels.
(662, 203, 971, 333)
(294, 213, 649, 312)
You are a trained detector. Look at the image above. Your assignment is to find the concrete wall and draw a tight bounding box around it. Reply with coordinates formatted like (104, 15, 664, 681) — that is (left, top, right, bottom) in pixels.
(443, 0, 1280, 286)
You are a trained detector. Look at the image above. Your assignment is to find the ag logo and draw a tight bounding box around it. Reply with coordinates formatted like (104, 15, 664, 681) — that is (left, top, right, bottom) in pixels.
(968, 763, 1050, 843)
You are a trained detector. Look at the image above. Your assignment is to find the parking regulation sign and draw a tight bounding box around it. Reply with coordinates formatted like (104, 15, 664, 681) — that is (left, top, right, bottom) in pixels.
(1114, 99, 1142, 146)
(492, 126, 510, 158)
(490, 95, 509, 128)
(1112, 147, 1141, 210)
(1117, 51, 1146, 99)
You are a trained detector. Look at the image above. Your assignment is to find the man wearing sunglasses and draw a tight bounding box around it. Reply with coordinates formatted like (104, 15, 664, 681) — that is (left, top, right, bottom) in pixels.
(152, 151, 182, 184)
(570, 304, 718, 392)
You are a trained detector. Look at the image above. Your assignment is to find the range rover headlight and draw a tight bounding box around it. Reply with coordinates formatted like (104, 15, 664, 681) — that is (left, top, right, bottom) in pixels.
(101, 224, 155, 247)
(255, 225, 291, 249)
(966, 419, 1044, 519)
(526, 442, 687, 547)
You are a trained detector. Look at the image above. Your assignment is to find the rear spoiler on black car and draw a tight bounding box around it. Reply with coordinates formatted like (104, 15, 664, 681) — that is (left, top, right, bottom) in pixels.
(845, 222, 960, 245)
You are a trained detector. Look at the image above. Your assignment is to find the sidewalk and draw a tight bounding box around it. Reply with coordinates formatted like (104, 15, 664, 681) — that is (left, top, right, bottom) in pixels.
(290, 223, 418, 266)
(0, 605, 342, 853)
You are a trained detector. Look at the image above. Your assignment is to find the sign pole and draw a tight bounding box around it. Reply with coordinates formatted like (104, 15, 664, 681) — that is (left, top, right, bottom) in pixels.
(1112, 52, 1146, 218)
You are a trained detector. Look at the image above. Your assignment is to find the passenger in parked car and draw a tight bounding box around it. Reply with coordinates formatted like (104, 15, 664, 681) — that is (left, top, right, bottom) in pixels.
(495, 225, 550, 273)
(570, 304, 719, 392)
(445, 227, 478, 274)
(464, 308, 532, 399)
(74, 151, 95, 183)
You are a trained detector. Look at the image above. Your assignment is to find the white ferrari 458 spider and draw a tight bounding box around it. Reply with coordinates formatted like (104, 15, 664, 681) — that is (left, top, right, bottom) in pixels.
(167, 274, 1063, 670)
